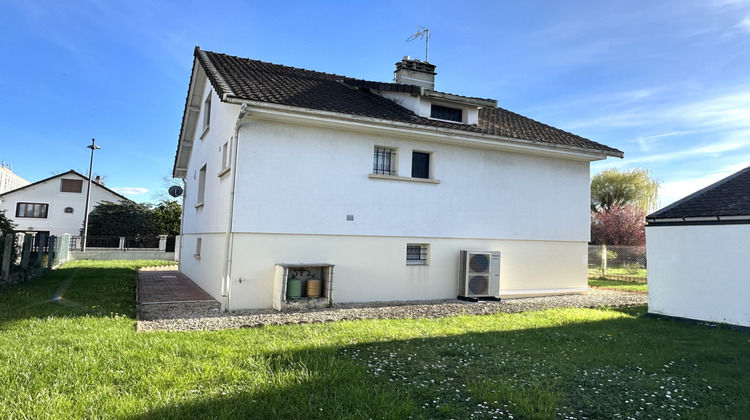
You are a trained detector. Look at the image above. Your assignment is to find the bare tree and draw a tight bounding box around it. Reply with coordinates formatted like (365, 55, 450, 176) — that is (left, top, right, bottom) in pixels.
(151, 174, 185, 202)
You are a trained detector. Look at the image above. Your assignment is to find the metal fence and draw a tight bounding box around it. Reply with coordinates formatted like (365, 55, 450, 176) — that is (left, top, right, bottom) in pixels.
(588, 245, 647, 283)
(69, 236, 175, 252)
(1, 233, 70, 287)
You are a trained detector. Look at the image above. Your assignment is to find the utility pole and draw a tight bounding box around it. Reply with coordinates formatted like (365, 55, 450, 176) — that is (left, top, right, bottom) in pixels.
(82, 138, 100, 252)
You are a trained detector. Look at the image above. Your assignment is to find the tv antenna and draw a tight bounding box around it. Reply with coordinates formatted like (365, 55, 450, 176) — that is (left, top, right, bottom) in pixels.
(406, 26, 430, 62)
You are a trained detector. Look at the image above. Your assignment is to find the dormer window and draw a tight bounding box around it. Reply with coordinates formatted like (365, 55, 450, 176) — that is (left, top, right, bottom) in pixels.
(431, 104, 462, 122)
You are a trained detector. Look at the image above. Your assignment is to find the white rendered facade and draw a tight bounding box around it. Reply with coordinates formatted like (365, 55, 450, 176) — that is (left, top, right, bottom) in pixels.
(177, 75, 609, 310)
(0, 171, 128, 237)
(647, 224, 750, 328)
(0, 164, 29, 194)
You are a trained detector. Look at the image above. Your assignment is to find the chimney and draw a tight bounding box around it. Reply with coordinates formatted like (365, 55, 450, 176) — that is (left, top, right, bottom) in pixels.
(393, 56, 436, 90)
(94, 175, 103, 185)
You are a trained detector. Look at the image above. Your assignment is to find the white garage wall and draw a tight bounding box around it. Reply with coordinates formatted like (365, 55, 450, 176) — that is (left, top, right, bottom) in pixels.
(647, 224, 750, 328)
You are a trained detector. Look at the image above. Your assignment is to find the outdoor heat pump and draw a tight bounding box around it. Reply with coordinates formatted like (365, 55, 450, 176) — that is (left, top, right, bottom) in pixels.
(457, 250, 501, 299)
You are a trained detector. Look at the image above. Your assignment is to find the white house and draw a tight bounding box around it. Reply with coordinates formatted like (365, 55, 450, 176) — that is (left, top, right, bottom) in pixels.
(646, 166, 750, 328)
(0, 170, 129, 238)
(173, 47, 623, 311)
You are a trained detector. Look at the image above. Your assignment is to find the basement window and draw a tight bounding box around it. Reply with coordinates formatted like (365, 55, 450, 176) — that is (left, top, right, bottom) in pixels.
(430, 104, 462, 122)
(407, 244, 429, 265)
(194, 237, 202, 259)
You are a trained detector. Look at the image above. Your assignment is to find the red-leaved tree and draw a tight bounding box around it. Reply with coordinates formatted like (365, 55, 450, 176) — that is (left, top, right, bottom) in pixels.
(590, 205, 646, 246)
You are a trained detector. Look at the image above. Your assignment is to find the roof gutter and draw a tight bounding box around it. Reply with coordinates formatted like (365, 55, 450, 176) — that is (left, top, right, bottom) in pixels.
(646, 215, 750, 226)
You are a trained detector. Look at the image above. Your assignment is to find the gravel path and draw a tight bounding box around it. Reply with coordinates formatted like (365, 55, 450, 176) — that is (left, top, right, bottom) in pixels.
(137, 289, 647, 332)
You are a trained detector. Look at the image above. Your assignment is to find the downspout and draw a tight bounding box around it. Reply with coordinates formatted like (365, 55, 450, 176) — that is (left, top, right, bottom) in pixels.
(220, 104, 249, 311)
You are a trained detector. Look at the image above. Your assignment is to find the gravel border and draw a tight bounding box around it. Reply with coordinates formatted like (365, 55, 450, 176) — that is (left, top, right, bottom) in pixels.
(137, 289, 647, 332)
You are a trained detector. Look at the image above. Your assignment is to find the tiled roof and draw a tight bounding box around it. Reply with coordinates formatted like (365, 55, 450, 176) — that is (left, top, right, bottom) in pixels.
(648, 166, 750, 220)
(0, 170, 131, 202)
(195, 48, 623, 157)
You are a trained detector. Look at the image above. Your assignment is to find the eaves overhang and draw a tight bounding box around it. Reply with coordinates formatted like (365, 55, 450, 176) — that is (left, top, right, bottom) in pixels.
(173, 52, 209, 179)
(229, 98, 620, 162)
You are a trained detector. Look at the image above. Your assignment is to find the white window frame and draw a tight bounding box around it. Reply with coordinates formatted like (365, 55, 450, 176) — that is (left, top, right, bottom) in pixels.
(218, 140, 232, 177)
(194, 237, 202, 259)
(411, 150, 433, 180)
(16, 202, 49, 218)
(200, 94, 211, 139)
(196, 164, 207, 208)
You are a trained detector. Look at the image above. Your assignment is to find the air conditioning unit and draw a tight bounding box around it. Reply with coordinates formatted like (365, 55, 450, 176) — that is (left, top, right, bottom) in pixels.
(458, 250, 501, 299)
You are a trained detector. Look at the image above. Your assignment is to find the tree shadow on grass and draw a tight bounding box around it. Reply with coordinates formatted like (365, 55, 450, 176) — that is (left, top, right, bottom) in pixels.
(0, 265, 139, 326)
(130, 313, 750, 420)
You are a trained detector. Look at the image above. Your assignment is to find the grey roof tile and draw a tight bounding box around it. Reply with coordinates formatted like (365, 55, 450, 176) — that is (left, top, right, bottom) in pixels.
(194, 48, 623, 157)
(648, 166, 750, 219)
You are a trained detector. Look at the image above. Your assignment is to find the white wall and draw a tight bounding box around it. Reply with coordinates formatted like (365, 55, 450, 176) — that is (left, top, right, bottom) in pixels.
(0, 175, 126, 236)
(223, 233, 588, 309)
(231, 119, 591, 241)
(177, 233, 226, 300)
(647, 224, 750, 328)
(179, 84, 240, 236)
(178, 95, 596, 309)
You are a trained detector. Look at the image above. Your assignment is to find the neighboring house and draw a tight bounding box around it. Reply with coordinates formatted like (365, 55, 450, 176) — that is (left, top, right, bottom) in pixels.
(646, 166, 750, 328)
(0, 170, 129, 238)
(0, 162, 29, 194)
(173, 47, 623, 310)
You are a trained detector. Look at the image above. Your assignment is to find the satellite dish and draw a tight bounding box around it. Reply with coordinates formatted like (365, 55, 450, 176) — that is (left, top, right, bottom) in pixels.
(168, 185, 184, 197)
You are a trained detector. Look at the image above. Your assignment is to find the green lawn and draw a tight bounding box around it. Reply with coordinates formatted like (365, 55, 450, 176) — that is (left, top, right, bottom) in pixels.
(588, 267, 647, 282)
(1, 261, 748, 419)
(605, 267, 648, 278)
(589, 278, 649, 293)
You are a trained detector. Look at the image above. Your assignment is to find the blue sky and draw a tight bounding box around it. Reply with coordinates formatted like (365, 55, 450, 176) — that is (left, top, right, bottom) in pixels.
(1, 0, 748, 208)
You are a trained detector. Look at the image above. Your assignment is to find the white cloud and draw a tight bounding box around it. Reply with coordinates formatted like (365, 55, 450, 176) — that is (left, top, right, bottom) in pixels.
(630, 139, 748, 165)
(566, 88, 750, 132)
(739, 17, 750, 33)
(112, 187, 149, 196)
(635, 131, 686, 152)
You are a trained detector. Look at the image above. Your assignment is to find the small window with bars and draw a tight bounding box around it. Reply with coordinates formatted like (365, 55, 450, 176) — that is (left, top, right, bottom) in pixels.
(373, 146, 397, 175)
(406, 244, 429, 265)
